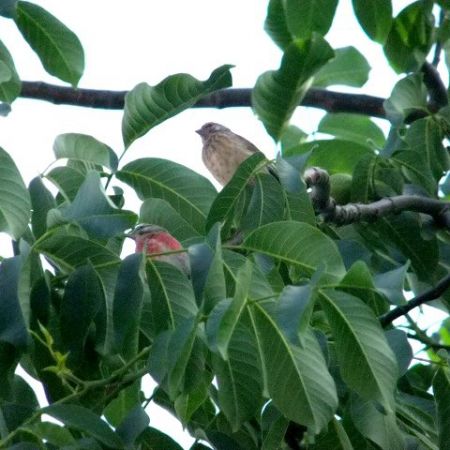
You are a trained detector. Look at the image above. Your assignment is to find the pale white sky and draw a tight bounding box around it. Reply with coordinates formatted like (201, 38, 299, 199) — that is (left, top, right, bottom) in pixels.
(0, 1, 436, 447)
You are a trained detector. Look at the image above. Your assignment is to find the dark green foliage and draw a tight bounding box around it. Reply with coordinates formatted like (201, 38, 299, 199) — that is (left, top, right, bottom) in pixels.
(1, 1, 450, 449)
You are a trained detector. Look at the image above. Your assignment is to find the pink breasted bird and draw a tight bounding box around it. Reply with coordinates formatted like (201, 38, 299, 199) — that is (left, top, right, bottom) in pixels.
(126, 224, 190, 276)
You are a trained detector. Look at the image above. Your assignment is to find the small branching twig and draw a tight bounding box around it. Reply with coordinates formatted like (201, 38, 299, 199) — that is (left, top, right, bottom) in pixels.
(0, 345, 151, 448)
(406, 333, 450, 352)
(379, 274, 450, 326)
(304, 167, 450, 227)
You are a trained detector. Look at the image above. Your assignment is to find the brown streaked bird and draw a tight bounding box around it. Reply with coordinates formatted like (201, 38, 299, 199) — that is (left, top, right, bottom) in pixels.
(196, 122, 271, 186)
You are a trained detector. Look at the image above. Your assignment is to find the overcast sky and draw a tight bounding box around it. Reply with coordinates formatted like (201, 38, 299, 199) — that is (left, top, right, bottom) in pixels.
(0, 0, 426, 446)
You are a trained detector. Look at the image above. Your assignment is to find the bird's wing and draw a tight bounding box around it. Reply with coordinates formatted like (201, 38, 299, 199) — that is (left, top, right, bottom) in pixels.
(237, 134, 261, 154)
(238, 133, 279, 180)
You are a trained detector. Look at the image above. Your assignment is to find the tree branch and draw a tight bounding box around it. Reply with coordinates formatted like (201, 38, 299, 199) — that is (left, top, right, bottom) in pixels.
(379, 274, 450, 326)
(421, 62, 448, 109)
(304, 167, 450, 228)
(19, 81, 386, 117)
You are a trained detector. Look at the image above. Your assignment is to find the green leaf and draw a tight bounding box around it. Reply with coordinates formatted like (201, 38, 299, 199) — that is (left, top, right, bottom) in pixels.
(433, 367, 450, 450)
(251, 304, 337, 432)
(103, 382, 140, 427)
(383, 1, 434, 73)
(206, 260, 252, 359)
(30, 421, 75, 446)
(29, 177, 56, 239)
(206, 152, 267, 230)
(0, 0, 17, 18)
(174, 379, 210, 426)
(285, 139, 374, 175)
(45, 166, 85, 201)
(60, 264, 103, 361)
(167, 318, 198, 398)
(15, 1, 84, 86)
(112, 254, 144, 357)
(385, 329, 412, 376)
(285, 0, 338, 39)
(384, 74, 428, 122)
(350, 154, 403, 202)
(319, 290, 398, 412)
(53, 133, 118, 171)
(253, 35, 334, 140)
(213, 311, 263, 431)
(138, 427, 183, 450)
(0, 147, 31, 239)
(373, 263, 408, 305)
(146, 260, 198, 334)
(0, 61, 12, 83)
(60, 171, 137, 239)
(280, 125, 308, 151)
(374, 213, 438, 282)
(275, 285, 314, 345)
(122, 64, 232, 147)
(203, 225, 227, 314)
(115, 405, 149, 446)
(189, 243, 215, 303)
(339, 261, 389, 316)
(147, 331, 171, 384)
(34, 228, 121, 273)
(0, 344, 20, 400)
(392, 117, 448, 195)
(223, 249, 276, 299)
(311, 418, 353, 450)
(318, 113, 385, 148)
(117, 158, 216, 234)
(396, 392, 438, 448)
(241, 221, 345, 281)
(349, 395, 404, 450)
(44, 404, 124, 448)
(313, 46, 371, 88)
(264, 0, 292, 50)
(276, 156, 316, 225)
(352, 0, 393, 44)
(139, 198, 201, 242)
(261, 411, 289, 450)
(240, 173, 285, 231)
(0, 39, 20, 103)
(1, 374, 39, 433)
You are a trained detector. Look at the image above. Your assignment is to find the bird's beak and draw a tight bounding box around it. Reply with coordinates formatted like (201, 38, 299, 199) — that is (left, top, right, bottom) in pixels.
(124, 231, 135, 239)
(195, 128, 202, 136)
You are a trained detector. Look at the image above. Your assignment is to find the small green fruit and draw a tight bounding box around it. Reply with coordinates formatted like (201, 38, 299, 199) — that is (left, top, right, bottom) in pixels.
(330, 173, 352, 204)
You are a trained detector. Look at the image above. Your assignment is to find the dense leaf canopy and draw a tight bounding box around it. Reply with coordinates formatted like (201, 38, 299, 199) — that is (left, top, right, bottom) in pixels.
(1, 1, 450, 449)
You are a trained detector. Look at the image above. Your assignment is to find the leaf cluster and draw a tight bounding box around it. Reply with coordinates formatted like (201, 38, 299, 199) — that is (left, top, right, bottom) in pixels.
(1, 1, 450, 449)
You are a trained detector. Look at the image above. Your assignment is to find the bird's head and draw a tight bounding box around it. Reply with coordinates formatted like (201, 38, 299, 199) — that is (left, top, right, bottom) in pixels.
(196, 122, 230, 140)
(125, 223, 167, 240)
(125, 223, 183, 254)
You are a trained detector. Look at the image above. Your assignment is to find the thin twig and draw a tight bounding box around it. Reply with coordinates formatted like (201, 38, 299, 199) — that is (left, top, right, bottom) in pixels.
(406, 333, 450, 351)
(380, 274, 450, 326)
